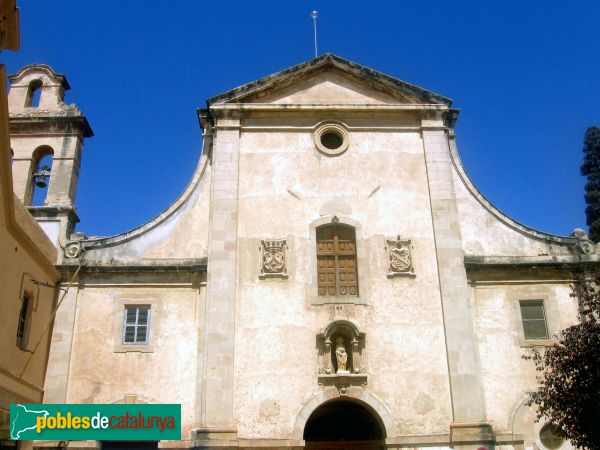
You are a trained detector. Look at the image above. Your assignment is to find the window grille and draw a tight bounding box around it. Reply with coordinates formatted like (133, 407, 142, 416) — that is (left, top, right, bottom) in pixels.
(317, 225, 358, 296)
(123, 306, 150, 344)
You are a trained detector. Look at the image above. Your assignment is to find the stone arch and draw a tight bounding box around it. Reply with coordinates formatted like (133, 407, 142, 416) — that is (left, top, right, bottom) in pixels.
(293, 387, 396, 440)
(25, 78, 43, 107)
(310, 214, 362, 236)
(323, 319, 361, 340)
(509, 394, 545, 449)
(29, 145, 54, 206)
(509, 395, 530, 436)
(8, 64, 70, 111)
(509, 396, 572, 450)
(32, 144, 54, 160)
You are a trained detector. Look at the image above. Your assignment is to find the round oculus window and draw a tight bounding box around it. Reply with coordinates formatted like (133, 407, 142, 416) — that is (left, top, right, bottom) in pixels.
(539, 423, 565, 450)
(314, 122, 349, 156)
(321, 130, 344, 150)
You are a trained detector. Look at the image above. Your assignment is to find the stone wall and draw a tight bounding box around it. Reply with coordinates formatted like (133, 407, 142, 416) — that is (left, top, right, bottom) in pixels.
(63, 282, 204, 440)
(233, 113, 453, 439)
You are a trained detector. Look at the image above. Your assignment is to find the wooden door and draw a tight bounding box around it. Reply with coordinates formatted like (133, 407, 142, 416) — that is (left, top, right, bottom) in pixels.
(317, 225, 358, 296)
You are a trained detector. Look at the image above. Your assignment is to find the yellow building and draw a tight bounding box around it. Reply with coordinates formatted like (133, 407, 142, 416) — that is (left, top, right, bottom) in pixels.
(0, 2, 60, 448)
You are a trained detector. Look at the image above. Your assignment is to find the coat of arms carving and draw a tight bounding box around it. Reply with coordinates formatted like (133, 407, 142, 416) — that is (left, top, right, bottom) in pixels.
(386, 236, 415, 277)
(259, 239, 288, 279)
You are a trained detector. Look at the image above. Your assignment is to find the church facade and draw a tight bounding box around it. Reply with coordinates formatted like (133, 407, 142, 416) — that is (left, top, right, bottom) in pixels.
(8, 54, 595, 450)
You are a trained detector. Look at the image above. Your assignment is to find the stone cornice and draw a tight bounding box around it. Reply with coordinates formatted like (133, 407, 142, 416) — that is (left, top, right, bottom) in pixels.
(210, 103, 451, 113)
(9, 113, 93, 137)
(465, 254, 600, 270)
(58, 258, 207, 274)
(9, 64, 70, 89)
(28, 205, 79, 221)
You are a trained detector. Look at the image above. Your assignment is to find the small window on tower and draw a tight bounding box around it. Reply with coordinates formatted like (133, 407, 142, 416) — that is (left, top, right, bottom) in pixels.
(123, 306, 150, 345)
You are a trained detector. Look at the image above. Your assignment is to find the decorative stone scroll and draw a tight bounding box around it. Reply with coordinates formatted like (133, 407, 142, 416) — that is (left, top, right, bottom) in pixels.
(64, 241, 83, 259)
(571, 228, 597, 255)
(579, 239, 596, 255)
(386, 236, 415, 278)
(259, 238, 288, 279)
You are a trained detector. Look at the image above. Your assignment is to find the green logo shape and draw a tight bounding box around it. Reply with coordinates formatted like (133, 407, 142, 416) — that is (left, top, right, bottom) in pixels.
(10, 404, 181, 441)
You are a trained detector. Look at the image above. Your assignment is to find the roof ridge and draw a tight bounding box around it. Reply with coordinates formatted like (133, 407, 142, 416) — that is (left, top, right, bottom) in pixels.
(206, 54, 452, 106)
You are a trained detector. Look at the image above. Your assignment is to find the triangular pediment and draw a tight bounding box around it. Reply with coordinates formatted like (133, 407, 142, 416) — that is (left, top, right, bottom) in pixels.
(207, 54, 452, 106)
(242, 70, 414, 105)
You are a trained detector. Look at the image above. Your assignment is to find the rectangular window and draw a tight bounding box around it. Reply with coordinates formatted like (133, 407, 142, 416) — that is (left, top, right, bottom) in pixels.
(123, 306, 150, 344)
(317, 225, 358, 296)
(520, 300, 549, 340)
(16, 293, 31, 349)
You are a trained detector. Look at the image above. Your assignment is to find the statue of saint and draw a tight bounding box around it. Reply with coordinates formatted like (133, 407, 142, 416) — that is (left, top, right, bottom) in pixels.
(335, 337, 349, 373)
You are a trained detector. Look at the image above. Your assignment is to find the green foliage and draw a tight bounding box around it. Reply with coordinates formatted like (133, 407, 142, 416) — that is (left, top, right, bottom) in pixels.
(581, 126, 600, 242)
(525, 271, 600, 449)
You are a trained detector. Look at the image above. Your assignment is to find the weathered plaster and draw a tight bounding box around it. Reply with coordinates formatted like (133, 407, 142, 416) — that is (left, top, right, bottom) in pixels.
(473, 281, 578, 433)
(65, 284, 203, 440)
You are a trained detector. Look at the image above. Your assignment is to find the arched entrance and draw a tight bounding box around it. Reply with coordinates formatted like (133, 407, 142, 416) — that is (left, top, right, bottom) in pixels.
(304, 399, 385, 449)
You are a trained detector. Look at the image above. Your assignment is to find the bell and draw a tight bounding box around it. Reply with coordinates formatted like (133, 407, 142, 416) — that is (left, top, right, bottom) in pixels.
(33, 165, 51, 188)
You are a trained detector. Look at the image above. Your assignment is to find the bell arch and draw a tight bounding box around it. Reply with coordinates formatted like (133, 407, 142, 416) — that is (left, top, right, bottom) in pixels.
(25, 78, 43, 107)
(293, 387, 396, 441)
(30, 145, 54, 206)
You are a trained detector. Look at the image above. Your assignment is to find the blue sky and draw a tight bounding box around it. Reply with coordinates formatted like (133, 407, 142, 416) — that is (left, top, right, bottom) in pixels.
(4, 1, 599, 237)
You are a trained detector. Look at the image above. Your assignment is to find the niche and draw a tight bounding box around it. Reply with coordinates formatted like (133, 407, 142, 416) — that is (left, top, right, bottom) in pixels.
(317, 320, 366, 385)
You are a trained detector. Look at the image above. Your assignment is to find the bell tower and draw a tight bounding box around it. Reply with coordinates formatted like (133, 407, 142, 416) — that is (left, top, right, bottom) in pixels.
(7, 64, 93, 247)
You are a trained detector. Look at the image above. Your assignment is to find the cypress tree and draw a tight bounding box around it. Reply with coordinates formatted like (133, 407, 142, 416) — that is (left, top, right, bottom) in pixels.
(581, 126, 600, 242)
